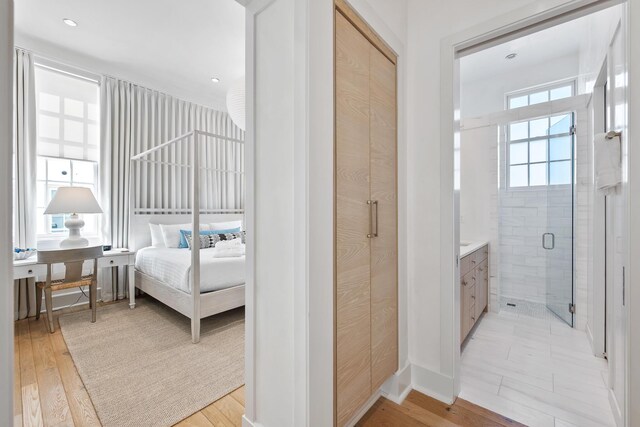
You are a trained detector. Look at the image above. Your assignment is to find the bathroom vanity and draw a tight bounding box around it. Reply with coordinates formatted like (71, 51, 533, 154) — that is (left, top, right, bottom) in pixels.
(460, 242, 489, 343)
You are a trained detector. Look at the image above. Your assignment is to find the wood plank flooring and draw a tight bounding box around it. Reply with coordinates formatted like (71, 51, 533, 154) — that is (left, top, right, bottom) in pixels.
(13, 305, 244, 427)
(15, 302, 527, 427)
(358, 391, 526, 426)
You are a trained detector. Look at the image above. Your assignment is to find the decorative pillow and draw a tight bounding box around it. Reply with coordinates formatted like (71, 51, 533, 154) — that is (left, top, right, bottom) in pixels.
(209, 220, 243, 231)
(185, 231, 245, 250)
(149, 223, 166, 248)
(176, 226, 240, 248)
(159, 223, 211, 248)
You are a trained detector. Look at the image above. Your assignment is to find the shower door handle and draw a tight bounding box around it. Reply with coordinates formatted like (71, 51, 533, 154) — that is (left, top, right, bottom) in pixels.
(542, 233, 555, 250)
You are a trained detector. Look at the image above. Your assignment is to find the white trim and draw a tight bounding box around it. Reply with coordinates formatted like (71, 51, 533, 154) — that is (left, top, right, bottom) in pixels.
(590, 63, 607, 358)
(240, 0, 270, 424)
(242, 415, 264, 427)
(411, 363, 456, 405)
(381, 362, 412, 405)
(440, 0, 627, 404)
(0, 2, 13, 427)
(627, 0, 640, 424)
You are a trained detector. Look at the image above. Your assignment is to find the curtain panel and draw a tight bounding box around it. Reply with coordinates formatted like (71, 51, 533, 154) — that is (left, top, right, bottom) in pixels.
(99, 77, 245, 301)
(13, 48, 37, 320)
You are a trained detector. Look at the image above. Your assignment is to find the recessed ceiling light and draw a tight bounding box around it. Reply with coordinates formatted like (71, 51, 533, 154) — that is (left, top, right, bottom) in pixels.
(63, 18, 78, 27)
(505, 53, 517, 60)
(211, 77, 221, 83)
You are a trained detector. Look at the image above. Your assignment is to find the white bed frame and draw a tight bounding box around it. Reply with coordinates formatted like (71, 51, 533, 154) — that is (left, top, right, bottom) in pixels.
(129, 130, 245, 343)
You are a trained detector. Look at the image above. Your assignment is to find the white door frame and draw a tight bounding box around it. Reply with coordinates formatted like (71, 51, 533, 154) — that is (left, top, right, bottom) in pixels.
(0, 1, 14, 427)
(591, 59, 607, 358)
(439, 0, 633, 420)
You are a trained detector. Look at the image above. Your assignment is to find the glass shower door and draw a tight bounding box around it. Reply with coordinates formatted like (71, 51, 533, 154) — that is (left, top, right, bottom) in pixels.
(544, 113, 575, 326)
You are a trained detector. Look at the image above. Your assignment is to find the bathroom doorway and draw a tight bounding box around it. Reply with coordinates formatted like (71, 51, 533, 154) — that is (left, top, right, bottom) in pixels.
(455, 3, 625, 425)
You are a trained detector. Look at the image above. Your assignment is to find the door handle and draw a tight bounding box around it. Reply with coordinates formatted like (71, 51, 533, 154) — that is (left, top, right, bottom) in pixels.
(372, 200, 378, 238)
(542, 233, 555, 250)
(367, 200, 373, 238)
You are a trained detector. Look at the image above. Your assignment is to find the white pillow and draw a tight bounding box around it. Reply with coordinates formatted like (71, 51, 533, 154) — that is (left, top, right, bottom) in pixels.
(160, 223, 211, 248)
(209, 220, 243, 231)
(149, 223, 166, 248)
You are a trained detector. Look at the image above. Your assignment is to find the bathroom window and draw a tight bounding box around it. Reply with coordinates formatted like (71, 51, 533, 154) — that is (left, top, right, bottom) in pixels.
(507, 81, 575, 110)
(507, 113, 574, 188)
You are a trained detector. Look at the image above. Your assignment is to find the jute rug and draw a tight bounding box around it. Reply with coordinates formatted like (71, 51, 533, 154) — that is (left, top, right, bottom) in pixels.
(59, 298, 244, 427)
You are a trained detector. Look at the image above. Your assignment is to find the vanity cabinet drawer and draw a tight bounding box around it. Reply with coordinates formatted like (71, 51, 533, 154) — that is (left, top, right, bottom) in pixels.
(461, 254, 473, 276)
(460, 243, 489, 344)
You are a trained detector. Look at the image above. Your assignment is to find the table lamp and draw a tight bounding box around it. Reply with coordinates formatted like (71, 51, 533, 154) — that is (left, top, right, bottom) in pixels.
(44, 187, 103, 248)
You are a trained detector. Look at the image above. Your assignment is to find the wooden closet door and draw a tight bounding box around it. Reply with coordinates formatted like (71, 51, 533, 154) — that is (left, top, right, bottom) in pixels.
(335, 11, 372, 427)
(369, 45, 398, 390)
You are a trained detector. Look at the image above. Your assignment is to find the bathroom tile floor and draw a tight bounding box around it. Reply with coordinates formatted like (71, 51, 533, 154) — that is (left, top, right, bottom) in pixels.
(460, 309, 615, 427)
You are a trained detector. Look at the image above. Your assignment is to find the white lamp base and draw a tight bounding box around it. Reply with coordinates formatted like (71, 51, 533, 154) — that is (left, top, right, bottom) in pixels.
(60, 213, 89, 248)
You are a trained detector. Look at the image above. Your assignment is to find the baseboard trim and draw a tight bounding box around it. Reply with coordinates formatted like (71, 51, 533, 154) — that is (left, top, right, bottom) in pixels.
(242, 415, 263, 427)
(411, 363, 455, 404)
(381, 362, 412, 404)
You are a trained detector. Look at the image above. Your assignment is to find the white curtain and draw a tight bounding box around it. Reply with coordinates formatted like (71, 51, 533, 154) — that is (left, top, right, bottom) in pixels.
(13, 48, 37, 320)
(99, 77, 245, 301)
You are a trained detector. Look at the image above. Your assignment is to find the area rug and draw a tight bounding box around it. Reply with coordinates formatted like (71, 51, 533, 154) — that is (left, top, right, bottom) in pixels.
(59, 298, 244, 427)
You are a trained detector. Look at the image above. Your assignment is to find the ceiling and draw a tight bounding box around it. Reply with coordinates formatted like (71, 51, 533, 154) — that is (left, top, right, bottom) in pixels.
(15, 0, 245, 110)
(460, 12, 594, 84)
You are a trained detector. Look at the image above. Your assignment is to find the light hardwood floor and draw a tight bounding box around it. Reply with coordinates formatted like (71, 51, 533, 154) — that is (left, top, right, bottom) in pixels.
(14, 302, 526, 427)
(13, 304, 244, 427)
(358, 390, 526, 426)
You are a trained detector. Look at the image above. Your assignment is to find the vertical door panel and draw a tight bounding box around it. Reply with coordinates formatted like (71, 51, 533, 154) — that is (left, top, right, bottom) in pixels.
(335, 11, 372, 427)
(545, 113, 575, 326)
(606, 21, 627, 425)
(369, 45, 398, 391)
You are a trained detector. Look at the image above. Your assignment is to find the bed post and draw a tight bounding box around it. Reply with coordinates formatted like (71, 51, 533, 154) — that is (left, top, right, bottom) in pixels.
(129, 158, 137, 309)
(191, 131, 202, 343)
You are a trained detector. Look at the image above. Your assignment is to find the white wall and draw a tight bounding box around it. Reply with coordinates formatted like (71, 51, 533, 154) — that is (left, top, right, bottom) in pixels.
(576, 4, 623, 95)
(1, 1, 14, 426)
(406, 0, 563, 400)
(461, 53, 579, 118)
(251, 0, 295, 425)
(460, 126, 495, 243)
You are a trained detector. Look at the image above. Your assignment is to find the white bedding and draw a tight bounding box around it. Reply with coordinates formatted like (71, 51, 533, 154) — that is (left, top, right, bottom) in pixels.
(135, 247, 245, 294)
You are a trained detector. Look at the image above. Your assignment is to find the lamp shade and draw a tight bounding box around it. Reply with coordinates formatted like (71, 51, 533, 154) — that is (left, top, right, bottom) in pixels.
(226, 77, 245, 131)
(44, 187, 103, 214)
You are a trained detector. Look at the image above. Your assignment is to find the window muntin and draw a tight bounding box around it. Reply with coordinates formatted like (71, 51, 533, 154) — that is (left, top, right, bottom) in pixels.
(507, 81, 575, 110)
(507, 113, 574, 188)
(34, 65, 100, 237)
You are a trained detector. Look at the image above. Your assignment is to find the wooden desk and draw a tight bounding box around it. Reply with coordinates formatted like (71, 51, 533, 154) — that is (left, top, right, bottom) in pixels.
(13, 248, 136, 302)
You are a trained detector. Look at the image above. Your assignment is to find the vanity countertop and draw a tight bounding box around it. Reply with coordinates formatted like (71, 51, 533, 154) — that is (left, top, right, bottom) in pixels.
(460, 241, 489, 258)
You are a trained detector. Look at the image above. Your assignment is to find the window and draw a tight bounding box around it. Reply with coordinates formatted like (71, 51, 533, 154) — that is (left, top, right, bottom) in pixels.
(507, 81, 575, 110)
(507, 113, 574, 188)
(34, 64, 100, 237)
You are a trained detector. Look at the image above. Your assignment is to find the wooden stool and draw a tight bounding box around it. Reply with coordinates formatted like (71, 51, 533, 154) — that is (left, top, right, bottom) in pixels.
(35, 246, 103, 333)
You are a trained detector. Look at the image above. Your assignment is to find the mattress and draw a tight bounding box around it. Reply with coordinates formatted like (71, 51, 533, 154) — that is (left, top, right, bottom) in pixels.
(135, 247, 245, 294)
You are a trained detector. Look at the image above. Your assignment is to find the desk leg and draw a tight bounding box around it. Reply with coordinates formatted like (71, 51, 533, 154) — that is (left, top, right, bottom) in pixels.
(128, 265, 136, 309)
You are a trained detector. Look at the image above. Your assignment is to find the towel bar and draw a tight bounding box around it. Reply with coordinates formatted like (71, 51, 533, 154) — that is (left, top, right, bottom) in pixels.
(606, 130, 622, 139)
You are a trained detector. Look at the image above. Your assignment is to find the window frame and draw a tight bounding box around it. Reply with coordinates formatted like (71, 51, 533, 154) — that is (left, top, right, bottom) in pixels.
(32, 59, 102, 240)
(505, 79, 577, 110)
(35, 156, 100, 239)
(506, 112, 575, 190)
